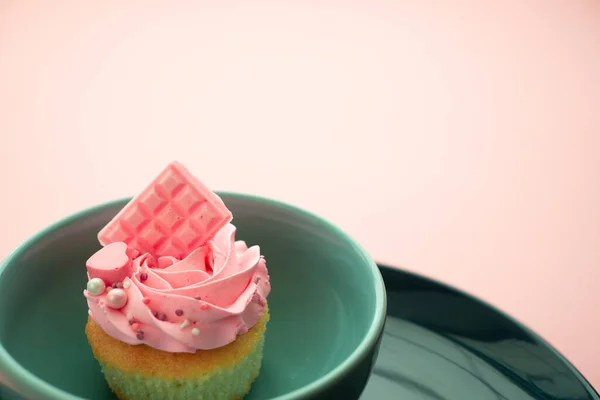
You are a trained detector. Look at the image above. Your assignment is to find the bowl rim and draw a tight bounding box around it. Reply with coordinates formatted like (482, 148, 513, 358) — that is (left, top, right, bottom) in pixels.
(0, 192, 387, 400)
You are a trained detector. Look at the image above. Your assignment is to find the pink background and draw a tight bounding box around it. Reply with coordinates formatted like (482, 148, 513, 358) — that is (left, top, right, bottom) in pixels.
(1, 0, 599, 389)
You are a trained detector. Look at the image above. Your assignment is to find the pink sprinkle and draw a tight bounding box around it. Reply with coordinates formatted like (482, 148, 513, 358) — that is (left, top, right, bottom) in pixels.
(140, 272, 148, 281)
(142, 297, 151, 305)
(146, 257, 156, 269)
(253, 292, 266, 307)
(175, 309, 184, 316)
(136, 330, 144, 340)
(131, 323, 140, 331)
(158, 313, 167, 321)
(200, 303, 209, 311)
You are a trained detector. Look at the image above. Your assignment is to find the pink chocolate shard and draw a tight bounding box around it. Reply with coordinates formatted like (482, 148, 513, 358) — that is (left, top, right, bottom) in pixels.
(98, 162, 232, 259)
(86, 242, 133, 285)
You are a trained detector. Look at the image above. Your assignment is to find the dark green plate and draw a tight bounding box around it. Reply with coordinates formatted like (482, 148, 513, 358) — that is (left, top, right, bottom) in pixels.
(362, 264, 598, 400)
(1, 253, 596, 399)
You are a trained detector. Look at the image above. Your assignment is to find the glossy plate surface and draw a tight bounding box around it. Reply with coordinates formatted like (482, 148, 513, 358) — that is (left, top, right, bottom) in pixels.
(362, 265, 598, 400)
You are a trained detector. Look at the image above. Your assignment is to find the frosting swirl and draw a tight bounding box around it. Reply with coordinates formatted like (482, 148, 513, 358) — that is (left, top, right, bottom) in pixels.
(84, 223, 270, 353)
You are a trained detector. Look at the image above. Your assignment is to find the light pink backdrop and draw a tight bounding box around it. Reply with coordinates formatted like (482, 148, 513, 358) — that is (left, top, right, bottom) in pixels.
(1, 0, 599, 389)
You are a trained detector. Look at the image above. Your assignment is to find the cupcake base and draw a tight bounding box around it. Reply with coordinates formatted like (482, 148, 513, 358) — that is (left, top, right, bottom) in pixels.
(100, 340, 262, 400)
(85, 307, 269, 400)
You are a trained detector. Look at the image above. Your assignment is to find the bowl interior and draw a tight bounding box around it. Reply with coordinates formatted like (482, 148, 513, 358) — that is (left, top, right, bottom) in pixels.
(0, 194, 383, 400)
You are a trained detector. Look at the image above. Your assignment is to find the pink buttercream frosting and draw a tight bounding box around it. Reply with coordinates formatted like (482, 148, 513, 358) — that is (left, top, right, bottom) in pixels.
(83, 162, 270, 353)
(84, 223, 270, 352)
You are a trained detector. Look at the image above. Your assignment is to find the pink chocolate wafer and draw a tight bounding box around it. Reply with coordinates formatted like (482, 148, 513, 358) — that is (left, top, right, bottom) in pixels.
(98, 162, 232, 259)
(86, 242, 133, 285)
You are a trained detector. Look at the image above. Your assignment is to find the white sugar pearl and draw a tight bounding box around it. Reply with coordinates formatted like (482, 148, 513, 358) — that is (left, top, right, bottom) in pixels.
(180, 319, 190, 329)
(86, 278, 106, 296)
(192, 328, 200, 336)
(106, 288, 128, 309)
(123, 281, 131, 289)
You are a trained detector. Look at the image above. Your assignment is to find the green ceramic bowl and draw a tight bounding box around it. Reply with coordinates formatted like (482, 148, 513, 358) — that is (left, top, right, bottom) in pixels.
(0, 193, 386, 400)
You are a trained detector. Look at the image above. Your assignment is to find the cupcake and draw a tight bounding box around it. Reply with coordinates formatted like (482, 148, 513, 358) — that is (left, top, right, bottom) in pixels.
(83, 162, 271, 400)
